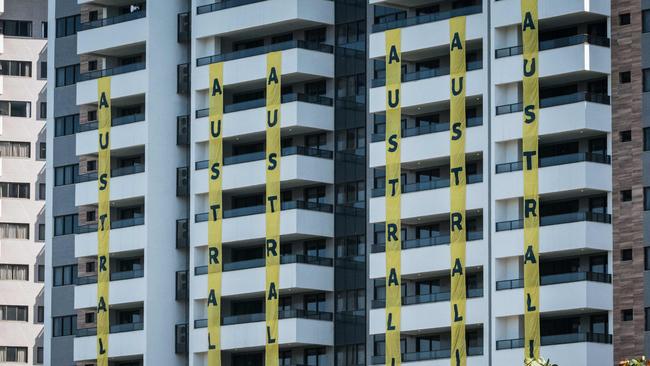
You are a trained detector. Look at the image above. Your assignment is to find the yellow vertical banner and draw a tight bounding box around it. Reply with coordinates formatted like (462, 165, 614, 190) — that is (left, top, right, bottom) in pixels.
(521, 0, 540, 361)
(449, 16, 467, 366)
(207, 63, 224, 365)
(384, 29, 402, 366)
(96, 77, 111, 366)
(265, 51, 281, 366)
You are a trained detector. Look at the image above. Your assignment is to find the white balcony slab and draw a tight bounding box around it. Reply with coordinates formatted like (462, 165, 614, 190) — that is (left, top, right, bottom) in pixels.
(75, 172, 146, 206)
(75, 223, 146, 257)
(76, 120, 147, 156)
(492, 0, 610, 28)
(77, 16, 146, 55)
(74, 276, 145, 309)
(494, 341, 611, 366)
(74, 330, 144, 361)
(76, 69, 147, 105)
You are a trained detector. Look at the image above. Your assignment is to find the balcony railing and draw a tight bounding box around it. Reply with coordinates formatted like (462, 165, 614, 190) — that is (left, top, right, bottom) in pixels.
(371, 231, 483, 253)
(79, 62, 146, 82)
(195, 200, 333, 222)
(195, 146, 333, 170)
(495, 34, 610, 58)
(495, 212, 611, 232)
(197, 0, 266, 14)
(176, 219, 188, 249)
(75, 215, 145, 234)
(76, 163, 145, 183)
(496, 332, 612, 350)
(75, 268, 144, 285)
(197, 40, 333, 66)
(79, 10, 146, 31)
(194, 309, 333, 328)
(372, 5, 482, 33)
(495, 152, 611, 174)
(496, 271, 612, 291)
(371, 116, 483, 142)
(371, 60, 482, 88)
(195, 93, 333, 117)
(371, 346, 483, 364)
(496, 92, 610, 115)
(371, 174, 483, 197)
(372, 288, 483, 309)
(76, 322, 144, 337)
(78, 113, 145, 133)
(195, 254, 333, 275)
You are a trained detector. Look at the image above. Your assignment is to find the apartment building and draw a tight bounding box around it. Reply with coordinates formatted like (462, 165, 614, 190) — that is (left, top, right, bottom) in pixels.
(0, 0, 47, 365)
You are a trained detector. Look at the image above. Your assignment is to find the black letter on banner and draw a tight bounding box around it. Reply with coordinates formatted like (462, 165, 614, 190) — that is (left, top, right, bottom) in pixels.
(386, 312, 396, 330)
(388, 178, 399, 196)
(267, 195, 278, 212)
(99, 93, 109, 109)
(99, 338, 106, 355)
(212, 78, 222, 96)
(99, 256, 107, 272)
(211, 163, 220, 180)
(523, 151, 536, 170)
(522, 12, 536, 31)
(526, 293, 536, 311)
(524, 245, 537, 264)
(268, 68, 278, 85)
(267, 327, 276, 343)
(451, 77, 464, 96)
(99, 174, 108, 190)
(388, 89, 400, 108)
(528, 340, 535, 359)
(524, 199, 537, 218)
(99, 214, 107, 231)
(450, 167, 463, 186)
(99, 132, 109, 149)
(207, 289, 218, 306)
(451, 212, 463, 231)
(267, 282, 277, 300)
(208, 333, 216, 350)
(455, 349, 461, 366)
(388, 268, 399, 286)
(266, 239, 278, 257)
(268, 153, 277, 170)
(451, 32, 463, 51)
(387, 223, 398, 242)
(391, 359, 396, 366)
(210, 204, 221, 221)
(387, 134, 398, 152)
(267, 110, 278, 128)
(524, 105, 536, 124)
(210, 120, 221, 138)
(388, 46, 400, 64)
(451, 122, 462, 140)
(452, 258, 463, 276)
(523, 58, 536, 77)
(97, 297, 107, 312)
(209, 247, 219, 264)
(453, 303, 463, 321)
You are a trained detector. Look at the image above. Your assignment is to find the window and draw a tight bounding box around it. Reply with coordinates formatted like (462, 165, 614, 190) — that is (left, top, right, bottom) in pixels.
(645, 128, 650, 151)
(38, 143, 46, 159)
(645, 10, 650, 32)
(646, 308, 650, 331)
(39, 102, 46, 119)
(0, 20, 33, 37)
(0, 264, 28, 280)
(54, 214, 78, 236)
(52, 265, 76, 287)
(645, 187, 650, 210)
(0, 101, 31, 117)
(0, 141, 30, 158)
(86, 211, 96, 222)
(86, 160, 96, 171)
(0, 305, 28, 321)
(0, 223, 29, 239)
(36, 347, 43, 364)
(0, 346, 28, 363)
(621, 248, 633, 261)
(55, 64, 80, 87)
(621, 190, 632, 202)
(52, 314, 76, 336)
(38, 184, 45, 200)
(54, 164, 78, 186)
(620, 71, 631, 83)
(0, 183, 30, 199)
(55, 15, 80, 38)
(620, 130, 632, 142)
(0, 61, 32, 77)
(85, 261, 95, 273)
(619, 13, 631, 25)
(37, 306, 44, 323)
(37, 224, 45, 241)
(41, 22, 47, 38)
(84, 312, 95, 324)
(37, 265, 44, 282)
(39, 62, 47, 79)
(622, 309, 633, 321)
(54, 114, 79, 137)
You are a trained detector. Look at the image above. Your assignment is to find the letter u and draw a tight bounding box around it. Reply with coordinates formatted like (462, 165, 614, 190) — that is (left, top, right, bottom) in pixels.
(210, 120, 221, 138)
(99, 132, 109, 149)
(524, 58, 536, 77)
(388, 89, 400, 108)
(452, 77, 464, 96)
(267, 109, 278, 127)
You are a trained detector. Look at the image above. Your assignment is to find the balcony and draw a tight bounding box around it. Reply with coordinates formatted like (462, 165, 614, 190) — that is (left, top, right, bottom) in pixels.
(75, 217, 146, 257)
(193, 97, 333, 142)
(496, 152, 610, 173)
(369, 8, 483, 59)
(371, 347, 484, 365)
(495, 34, 609, 58)
(496, 92, 609, 116)
(496, 212, 610, 232)
(371, 174, 482, 198)
(196, 93, 331, 117)
(75, 165, 146, 206)
(371, 288, 483, 309)
(76, 268, 144, 285)
(371, 61, 482, 89)
(74, 275, 145, 309)
(194, 309, 332, 328)
(194, 254, 332, 274)
(77, 11, 147, 55)
(76, 114, 146, 156)
(79, 62, 146, 82)
(371, 231, 483, 253)
(371, 116, 483, 143)
(195, 200, 331, 221)
(73, 326, 144, 361)
(496, 271, 611, 290)
(75, 322, 144, 337)
(492, 0, 610, 28)
(77, 67, 147, 105)
(493, 338, 611, 366)
(194, 0, 334, 39)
